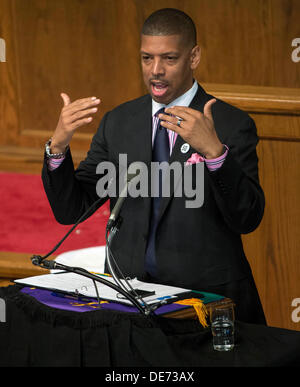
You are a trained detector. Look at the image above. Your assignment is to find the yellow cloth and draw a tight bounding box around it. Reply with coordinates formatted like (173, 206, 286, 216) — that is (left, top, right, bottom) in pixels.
(175, 298, 209, 327)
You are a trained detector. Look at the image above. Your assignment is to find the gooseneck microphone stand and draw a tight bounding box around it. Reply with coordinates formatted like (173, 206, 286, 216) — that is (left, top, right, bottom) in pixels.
(32, 255, 148, 314)
(30, 178, 155, 316)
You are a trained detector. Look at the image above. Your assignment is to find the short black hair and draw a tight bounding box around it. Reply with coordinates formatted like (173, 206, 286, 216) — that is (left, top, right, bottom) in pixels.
(142, 8, 197, 48)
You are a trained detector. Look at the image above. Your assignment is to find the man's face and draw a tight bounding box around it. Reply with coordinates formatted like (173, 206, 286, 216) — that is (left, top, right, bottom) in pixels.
(140, 34, 199, 105)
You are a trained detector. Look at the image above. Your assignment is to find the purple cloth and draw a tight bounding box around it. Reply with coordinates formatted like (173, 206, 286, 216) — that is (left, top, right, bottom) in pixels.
(20, 287, 188, 315)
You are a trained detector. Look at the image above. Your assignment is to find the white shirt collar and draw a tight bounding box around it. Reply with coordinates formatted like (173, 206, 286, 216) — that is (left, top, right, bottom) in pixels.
(152, 80, 198, 116)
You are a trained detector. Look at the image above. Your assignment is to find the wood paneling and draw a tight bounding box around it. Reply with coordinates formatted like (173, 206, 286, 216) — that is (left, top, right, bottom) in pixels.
(204, 84, 300, 116)
(137, 0, 300, 87)
(0, 0, 299, 331)
(0, 251, 52, 284)
(1, 0, 299, 150)
(242, 139, 299, 330)
(205, 81, 299, 331)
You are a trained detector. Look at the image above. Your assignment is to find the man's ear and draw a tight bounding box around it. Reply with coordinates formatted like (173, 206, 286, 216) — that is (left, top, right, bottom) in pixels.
(190, 45, 201, 70)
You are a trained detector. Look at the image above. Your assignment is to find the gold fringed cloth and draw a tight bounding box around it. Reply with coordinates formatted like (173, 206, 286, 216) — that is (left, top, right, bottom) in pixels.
(175, 298, 209, 327)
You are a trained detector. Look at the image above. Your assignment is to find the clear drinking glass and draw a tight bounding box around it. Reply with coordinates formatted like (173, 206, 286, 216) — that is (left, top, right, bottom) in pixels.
(210, 303, 235, 351)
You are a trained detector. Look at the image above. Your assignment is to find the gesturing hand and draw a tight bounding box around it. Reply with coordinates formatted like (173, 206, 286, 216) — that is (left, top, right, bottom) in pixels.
(50, 93, 101, 154)
(159, 98, 223, 159)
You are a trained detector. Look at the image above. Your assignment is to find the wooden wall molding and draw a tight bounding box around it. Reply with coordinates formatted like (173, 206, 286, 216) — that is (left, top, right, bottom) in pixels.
(204, 84, 300, 116)
(204, 84, 300, 142)
(0, 251, 53, 287)
(14, 84, 300, 152)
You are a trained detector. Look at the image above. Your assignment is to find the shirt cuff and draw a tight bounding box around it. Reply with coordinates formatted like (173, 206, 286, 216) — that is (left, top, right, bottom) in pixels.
(204, 145, 229, 172)
(47, 156, 65, 171)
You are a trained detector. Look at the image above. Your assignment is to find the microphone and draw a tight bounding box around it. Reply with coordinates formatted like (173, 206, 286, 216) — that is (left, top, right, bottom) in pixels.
(31, 175, 115, 268)
(29, 168, 155, 315)
(31, 255, 43, 267)
(31, 255, 62, 270)
(106, 170, 140, 230)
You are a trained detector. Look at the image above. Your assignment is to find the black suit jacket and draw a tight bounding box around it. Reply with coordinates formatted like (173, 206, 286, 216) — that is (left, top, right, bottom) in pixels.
(42, 84, 265, 291)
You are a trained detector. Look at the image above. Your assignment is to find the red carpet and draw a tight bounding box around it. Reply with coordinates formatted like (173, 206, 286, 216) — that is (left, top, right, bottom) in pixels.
(0, 172, 110, 255)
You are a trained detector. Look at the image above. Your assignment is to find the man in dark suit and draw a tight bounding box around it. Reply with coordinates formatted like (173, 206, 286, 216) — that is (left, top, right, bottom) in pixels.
(42, 9, 266, 324)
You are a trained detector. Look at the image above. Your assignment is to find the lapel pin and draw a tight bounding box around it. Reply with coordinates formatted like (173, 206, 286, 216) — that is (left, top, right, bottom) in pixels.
(181, 143, 190, 154)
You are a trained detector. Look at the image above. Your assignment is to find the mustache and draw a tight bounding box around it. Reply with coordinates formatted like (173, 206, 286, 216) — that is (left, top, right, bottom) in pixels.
(149, 78, 169, 84)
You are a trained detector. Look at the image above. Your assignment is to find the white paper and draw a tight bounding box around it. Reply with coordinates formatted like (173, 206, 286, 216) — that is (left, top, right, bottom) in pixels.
(15, 272, 191, 305)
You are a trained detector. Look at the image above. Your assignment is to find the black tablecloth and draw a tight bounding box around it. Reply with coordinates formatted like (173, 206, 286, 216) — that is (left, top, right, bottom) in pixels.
(0, 285, 299, 367)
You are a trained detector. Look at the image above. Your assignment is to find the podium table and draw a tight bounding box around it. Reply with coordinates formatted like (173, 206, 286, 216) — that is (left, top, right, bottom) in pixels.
(0, 285, 300, 367)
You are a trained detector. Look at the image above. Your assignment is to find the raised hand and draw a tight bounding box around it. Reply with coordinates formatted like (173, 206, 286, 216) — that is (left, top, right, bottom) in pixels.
(159, 98, 223, 159)
(50, 93, 101, 154)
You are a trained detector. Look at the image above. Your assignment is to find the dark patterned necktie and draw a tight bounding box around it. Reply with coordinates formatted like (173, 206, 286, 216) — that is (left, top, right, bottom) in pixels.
(145, 108, 170, 277)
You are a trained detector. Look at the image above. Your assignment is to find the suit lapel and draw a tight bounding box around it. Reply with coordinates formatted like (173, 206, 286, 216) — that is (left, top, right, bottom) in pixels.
(127, 96, 153, 219)
(126, 85, 212, 226)
(127, 95, 153, 166)
(157, 84, 211, 222)
(168, 84, 211, 165)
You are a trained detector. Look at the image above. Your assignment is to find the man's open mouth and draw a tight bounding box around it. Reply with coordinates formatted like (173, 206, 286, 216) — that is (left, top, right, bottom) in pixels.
(151, 81, 169, 97)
